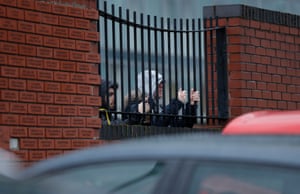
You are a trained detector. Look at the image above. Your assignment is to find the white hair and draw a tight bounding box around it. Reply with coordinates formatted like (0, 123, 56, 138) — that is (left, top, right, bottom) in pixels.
(137, 70, 163, 97)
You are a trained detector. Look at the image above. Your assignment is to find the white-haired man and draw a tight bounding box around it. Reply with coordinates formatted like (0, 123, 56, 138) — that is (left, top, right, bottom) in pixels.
(124, 70, 200, 127)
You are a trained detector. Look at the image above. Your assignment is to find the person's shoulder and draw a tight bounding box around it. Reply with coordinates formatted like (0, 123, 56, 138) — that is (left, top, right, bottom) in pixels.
(170, 98, 183, 105)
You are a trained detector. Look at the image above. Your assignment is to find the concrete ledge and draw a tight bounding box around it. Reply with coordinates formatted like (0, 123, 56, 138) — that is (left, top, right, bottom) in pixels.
(203, 4, 300, 27)
(203, 4, 243, 18)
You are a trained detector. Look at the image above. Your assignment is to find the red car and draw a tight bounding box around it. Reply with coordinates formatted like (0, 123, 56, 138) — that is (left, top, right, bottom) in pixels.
(222, 110, 300, 135)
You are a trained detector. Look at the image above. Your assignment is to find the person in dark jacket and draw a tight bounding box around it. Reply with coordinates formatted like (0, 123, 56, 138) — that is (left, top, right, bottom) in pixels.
(124, 70, 200, 128)
(99, 79, 120, 126)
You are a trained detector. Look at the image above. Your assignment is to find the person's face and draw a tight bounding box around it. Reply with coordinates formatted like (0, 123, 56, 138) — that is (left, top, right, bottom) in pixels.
(157, 82, 163, 98)
(108, 88, 115, 109)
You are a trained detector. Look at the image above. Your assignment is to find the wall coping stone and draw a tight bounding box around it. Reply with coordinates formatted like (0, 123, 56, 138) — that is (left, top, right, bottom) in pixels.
(203, 4, 300, 27)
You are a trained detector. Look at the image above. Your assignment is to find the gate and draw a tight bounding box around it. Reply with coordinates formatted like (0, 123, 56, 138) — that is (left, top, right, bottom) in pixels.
(98, 2, 228, 139)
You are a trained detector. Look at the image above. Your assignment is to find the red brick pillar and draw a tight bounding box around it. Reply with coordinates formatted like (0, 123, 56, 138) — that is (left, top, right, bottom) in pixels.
(0, 0, 102, 165)
(204, 5, 300, 119)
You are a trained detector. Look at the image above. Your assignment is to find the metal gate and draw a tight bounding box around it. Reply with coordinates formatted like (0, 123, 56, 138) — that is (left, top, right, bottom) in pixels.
(98, 2, 228, 139)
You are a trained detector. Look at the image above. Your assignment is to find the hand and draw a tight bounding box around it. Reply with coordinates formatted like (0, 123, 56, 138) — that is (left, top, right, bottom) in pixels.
(138, 97, 151, 113)
(177, 88, 187, 103)
(190, 88, 200, 105)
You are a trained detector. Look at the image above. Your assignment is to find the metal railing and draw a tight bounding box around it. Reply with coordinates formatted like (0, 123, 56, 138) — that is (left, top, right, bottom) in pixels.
(98, 2, 228, 139)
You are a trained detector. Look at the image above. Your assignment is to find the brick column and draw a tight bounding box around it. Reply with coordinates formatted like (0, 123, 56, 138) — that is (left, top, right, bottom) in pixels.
(204, 5, 300, 118)
(0, 0, 102, 165)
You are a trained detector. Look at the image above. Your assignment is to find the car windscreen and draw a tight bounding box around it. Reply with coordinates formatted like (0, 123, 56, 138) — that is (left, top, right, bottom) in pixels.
(0, 175, 16, 194)
(16, 160, 166, 194)
(187, 161, 300, 194)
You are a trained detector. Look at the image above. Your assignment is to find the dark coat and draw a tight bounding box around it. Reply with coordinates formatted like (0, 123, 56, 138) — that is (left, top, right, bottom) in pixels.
(124, 97, 197, 128)
(99, 79, 122, 126)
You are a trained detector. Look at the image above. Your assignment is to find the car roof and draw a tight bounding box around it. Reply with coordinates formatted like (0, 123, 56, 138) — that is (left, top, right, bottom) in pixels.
(18, 134, 300, 179)
(0, 148, 21, 180)
(222, 110, 300, 135)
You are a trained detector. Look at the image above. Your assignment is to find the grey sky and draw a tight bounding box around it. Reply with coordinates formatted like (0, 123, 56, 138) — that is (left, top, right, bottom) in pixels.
(98, 0, 300, 19)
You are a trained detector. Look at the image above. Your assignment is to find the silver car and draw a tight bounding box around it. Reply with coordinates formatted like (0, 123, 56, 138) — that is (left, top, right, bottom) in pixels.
(16, 134, 300, 194)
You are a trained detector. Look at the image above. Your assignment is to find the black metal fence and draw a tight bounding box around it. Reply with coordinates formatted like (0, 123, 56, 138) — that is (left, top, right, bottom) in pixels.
(100, 125, 222, 140)
(98, 2, 228, 139)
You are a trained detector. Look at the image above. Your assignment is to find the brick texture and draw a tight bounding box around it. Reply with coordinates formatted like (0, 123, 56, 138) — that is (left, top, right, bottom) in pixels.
(205, 8, 300, 118)
(0, 0, 101, 164)
(2, 1, 298, 165)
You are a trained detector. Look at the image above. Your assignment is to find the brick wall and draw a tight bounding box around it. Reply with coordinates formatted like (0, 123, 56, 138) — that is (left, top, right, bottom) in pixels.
(1, 2, 300, 165)
(204, 5, 300, 119)
(0, 0, 102, 166)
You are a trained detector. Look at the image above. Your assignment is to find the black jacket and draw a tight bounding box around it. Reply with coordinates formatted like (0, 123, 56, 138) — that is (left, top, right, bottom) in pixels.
(124, 97, 197, 128)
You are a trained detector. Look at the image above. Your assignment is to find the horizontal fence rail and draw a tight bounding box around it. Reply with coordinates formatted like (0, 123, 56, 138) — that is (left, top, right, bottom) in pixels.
(98, 2, 228, 139)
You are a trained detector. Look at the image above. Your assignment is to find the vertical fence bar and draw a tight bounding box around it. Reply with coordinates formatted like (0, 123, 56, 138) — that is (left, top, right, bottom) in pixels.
(204, 18, 209, 124)
(119, 7, 124, 113)
(186, 19, 190, 102)
(140, 13, 145, 112)
(111, 4, 117, 117)
(161, 17, 166, 110)
(173, 19, 178, 96)
(126, 9, 131, 118)
(103, 2, 110, 111)
(154, 16, 159, 111)
(147, 15, 152, 121)
(192, 19, 196, 97)
(167, 18, 172, 103)
(180, 19, 184, 91)
(133, 12, 138, 100)
(209, 17, 215, 124)
(216, 27, 229, 122)
(198, 18, 204, 124)
(97, 3, 101, 77)
(191, 18, 197, 122)
(147, 15, 152, 106)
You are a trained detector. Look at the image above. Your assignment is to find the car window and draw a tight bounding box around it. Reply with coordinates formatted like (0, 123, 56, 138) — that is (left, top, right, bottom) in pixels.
(0, 176, 15, 194)
(187, 162, 300, 194)
(20, 161, 165, 194)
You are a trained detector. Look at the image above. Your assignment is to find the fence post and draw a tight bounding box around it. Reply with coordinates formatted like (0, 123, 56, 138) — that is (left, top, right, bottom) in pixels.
(216, 28, 229, 120)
